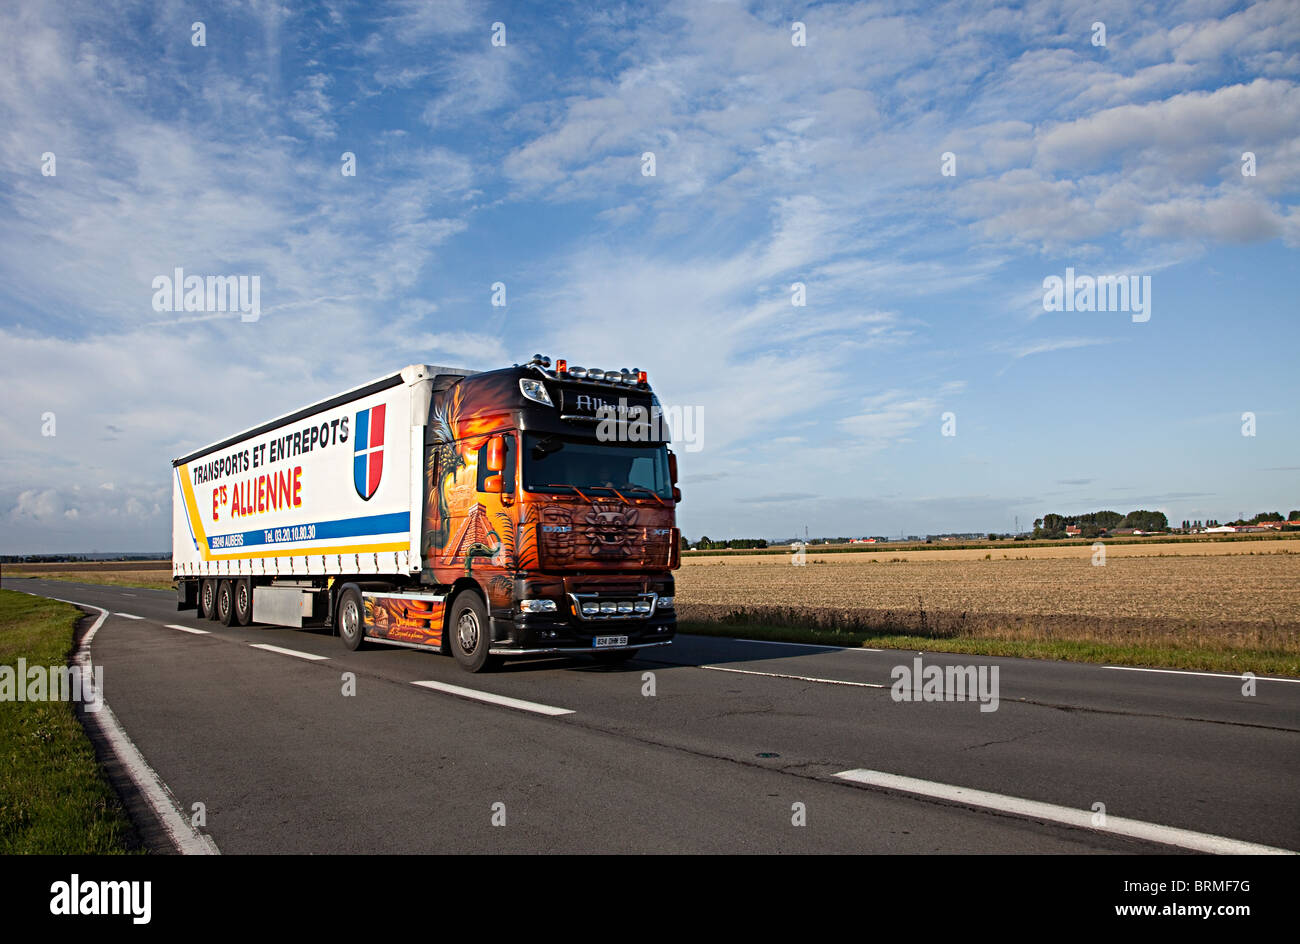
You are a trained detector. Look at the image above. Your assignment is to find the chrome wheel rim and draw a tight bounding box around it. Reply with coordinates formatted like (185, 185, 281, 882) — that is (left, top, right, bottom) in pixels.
(457, 609, 480, 654)
(341, 601, 359, 641)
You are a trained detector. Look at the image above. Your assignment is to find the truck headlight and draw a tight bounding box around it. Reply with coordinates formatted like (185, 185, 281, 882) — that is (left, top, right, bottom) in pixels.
(657, 596, 674, 609)
(519, 599, 557, 613)
(519, 378, 553, 406)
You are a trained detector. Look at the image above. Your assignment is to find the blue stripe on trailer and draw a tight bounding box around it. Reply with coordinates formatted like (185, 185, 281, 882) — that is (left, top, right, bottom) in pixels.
(207, 511, 410, 551)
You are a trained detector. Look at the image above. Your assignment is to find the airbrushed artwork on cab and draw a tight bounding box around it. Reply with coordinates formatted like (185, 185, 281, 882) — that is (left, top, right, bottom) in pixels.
(420, 372, 675, 612)
(363, 594, 444, 647)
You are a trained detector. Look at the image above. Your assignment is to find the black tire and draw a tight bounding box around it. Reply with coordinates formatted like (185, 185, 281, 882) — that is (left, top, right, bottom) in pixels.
(592, 648, 638, 665)
(234, 579, 253, 626)
(449, 592, 498, 673)
(200, 579, 218, 620)
(337, 587, 366, 651)
(217, 580, 236, 626)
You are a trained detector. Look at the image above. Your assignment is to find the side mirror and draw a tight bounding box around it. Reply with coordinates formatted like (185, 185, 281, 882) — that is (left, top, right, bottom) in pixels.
(482, 474, 503, 494)
(668, 451, 678, 485)
(486, 436, 505, 473)
(672, 486, 682, 503)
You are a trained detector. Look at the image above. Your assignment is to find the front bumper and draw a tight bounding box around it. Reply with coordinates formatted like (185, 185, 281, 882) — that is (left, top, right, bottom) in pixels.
(488, 639, 675, 656)
(486, 611, 677, 655)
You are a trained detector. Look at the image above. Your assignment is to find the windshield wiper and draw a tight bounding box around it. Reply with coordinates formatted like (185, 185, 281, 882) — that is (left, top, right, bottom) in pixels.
(616, 485, 669, 507)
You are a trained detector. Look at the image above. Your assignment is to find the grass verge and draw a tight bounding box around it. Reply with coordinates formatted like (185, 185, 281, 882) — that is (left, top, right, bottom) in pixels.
(0, 589, 136, 853)
(679, 617, 1300, 677)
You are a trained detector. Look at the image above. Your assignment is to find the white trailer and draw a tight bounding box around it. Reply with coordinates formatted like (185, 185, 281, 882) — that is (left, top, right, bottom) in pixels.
(171, 364, 471, 624)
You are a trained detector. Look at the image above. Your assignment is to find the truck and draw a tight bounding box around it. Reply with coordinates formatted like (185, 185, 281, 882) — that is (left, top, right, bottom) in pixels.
(171, 355, 681, 671)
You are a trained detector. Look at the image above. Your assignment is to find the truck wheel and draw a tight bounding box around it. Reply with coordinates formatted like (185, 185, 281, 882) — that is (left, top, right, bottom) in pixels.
(449, 592, 498, 673)
(217, 580, 236, 626)
(234, 579, 253, 626)
(337, 587, 366, 651)
(592, 649, 638, 665)
(200, 579, 218, 620)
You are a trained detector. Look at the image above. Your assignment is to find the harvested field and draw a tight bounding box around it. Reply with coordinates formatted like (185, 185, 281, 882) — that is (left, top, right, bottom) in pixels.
(1, 561, 172, 591)
(676, 542, 1300, 667)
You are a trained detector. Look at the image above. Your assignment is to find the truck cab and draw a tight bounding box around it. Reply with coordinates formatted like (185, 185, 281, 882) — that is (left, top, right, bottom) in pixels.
(404, 355, 680, 670)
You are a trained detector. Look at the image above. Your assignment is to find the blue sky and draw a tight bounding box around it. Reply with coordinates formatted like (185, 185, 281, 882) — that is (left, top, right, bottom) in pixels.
(1, 0, 1297, 552)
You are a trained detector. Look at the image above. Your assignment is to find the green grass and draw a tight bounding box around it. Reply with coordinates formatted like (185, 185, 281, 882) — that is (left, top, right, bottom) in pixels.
(0, 589, 136, 853)
(679, 619, 1300, 677)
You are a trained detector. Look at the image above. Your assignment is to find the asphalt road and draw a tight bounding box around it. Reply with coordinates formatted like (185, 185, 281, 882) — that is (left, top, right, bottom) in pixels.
(6, 576, 1298, 854)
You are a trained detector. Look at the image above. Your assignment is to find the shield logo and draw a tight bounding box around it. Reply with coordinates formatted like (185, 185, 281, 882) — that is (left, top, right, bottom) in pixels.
(353, 404, 385, 500)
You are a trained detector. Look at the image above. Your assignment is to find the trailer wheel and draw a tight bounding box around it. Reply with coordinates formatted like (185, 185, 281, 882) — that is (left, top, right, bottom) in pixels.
(234, 579, 253, 626)
(200, 579, 218, 620)
(217, 580, 236, 626)
(338, 587, 366, 651)
(449, 592, 498, 673)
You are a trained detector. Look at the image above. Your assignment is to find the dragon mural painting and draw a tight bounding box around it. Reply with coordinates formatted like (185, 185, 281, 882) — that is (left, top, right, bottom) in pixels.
(422, 373, 523, 614)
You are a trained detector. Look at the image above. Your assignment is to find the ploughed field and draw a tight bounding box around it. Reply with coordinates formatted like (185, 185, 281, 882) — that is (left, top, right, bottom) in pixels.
(675, 540, 1300, 657)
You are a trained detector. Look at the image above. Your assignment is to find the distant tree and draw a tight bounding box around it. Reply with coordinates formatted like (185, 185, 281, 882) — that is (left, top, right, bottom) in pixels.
(1090, 510, 1123, 530)
(1121, 509, 1168, 532)
(987, 533, 998, 542)
(1289, 510, 1300, 522)
(1254, 512, 1283, 522)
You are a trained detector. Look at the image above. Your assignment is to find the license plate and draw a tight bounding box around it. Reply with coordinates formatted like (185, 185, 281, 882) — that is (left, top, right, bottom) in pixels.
(593, 635, 629, 648)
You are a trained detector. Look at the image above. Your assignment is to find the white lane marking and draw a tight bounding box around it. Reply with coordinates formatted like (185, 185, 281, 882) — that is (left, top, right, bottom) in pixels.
(166, 623, 211, 635)
(249, 643, 329, 662)
(1104, 665, 1300, 684)
(412, 680, 574, 716)
(700, 664, 886, 689)
(51, 596, 220, 855)
(735, 638, 884, 653)
(114, 612, 143, 619)
(833, 769, 1296, 856)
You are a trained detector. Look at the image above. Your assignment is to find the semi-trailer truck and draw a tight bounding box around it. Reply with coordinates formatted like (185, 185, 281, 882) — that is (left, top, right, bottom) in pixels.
(171, 355, 681, 671)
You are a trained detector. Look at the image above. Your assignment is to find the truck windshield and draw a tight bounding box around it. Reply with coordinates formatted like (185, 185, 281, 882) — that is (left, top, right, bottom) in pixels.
(522, 434, 672, 499)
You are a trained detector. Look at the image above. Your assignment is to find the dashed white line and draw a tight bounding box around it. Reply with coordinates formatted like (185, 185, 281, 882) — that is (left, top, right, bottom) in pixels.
(833, 768, 1296, 856)
(51, 596, 220, 855)
(700, 664, 886, 688)
(735, 638, 884, 652)
(249, 643, 329, 661)
(166, 623, 211, 635)
(114, 612, 143, 619)
(1104, 665, 1300, 684)
(412, 680, 574, 716)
